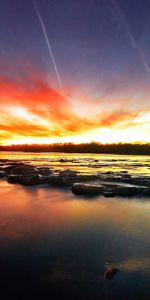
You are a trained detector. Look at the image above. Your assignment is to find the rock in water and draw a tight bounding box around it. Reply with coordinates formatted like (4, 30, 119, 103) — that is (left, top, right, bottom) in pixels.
(0, 170, 5, 178)
(59, 158, 68, 162)
(72, 183, 103, 196)
(6, 163, 36, 175)
(114, 186, 143, 197)
(7, 173, 40, 186)
(47, 170, 77, 187)
(105, 268, 119, 280)
(6, 163, 41, 186)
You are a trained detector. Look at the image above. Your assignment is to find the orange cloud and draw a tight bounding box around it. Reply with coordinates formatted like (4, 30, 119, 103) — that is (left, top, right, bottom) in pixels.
(0, 65, 149, 145)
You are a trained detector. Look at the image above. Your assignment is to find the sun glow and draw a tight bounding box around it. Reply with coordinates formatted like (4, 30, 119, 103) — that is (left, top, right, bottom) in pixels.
(2, 125, 150, 146)
(0, 72, 149, 146)
(0, 104, 150, 145)
(8, 106, 31, 119)
(7, 106, 50, 127)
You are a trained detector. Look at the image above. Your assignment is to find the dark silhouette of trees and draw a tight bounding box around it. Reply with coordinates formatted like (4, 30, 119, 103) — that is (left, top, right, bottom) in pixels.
(0, 142, 149, 155)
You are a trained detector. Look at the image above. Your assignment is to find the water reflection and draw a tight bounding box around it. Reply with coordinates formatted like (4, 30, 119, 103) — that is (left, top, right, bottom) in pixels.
(0, 151, 150, 175)
(106, 257, 150, 273)
(0, 179, 150, 299)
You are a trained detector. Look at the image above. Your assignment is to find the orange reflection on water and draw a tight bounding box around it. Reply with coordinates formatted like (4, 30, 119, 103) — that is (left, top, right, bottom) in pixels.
(0, 152, 150, 176)
(0, 180, 150, 245)
(117, 257, 150, 272)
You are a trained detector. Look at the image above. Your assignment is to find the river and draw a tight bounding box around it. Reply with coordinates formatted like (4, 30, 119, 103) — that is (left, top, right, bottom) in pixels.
(0, 152, 150, 299)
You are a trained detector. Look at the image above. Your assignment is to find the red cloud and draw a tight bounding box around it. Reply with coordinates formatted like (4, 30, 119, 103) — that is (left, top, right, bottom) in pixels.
(0, 66, 141, 144)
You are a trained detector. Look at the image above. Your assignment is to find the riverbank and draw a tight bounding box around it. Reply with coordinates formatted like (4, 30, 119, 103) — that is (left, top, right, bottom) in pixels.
(0, 157, 150, 198)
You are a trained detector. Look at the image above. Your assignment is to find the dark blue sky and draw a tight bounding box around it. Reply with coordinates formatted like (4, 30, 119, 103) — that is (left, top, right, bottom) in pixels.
(0, 0, 150, 93)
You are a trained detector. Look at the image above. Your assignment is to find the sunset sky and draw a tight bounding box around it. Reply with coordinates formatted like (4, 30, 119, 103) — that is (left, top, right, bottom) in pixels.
(0, 0, 150, 145)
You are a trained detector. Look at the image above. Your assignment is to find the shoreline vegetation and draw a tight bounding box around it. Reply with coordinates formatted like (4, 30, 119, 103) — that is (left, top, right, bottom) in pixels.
(0, 142, 150, 155)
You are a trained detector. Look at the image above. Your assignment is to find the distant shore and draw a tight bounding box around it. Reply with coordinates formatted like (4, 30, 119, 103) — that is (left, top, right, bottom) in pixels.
(0, 142, 150, 155)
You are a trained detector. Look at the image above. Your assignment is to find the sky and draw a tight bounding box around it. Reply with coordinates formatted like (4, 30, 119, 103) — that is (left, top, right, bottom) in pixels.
(0, 0, 150, 145)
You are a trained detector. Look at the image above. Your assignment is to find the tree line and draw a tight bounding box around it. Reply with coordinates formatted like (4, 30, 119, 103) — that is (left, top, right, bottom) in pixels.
(0, 142, 149, 155)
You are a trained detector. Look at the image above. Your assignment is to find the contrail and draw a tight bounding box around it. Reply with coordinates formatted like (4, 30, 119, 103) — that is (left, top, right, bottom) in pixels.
(33, 0, 63, 92)
(109, 0, 136, 48)
(109, 0, 150, 73)
(141, 53, 150, 72)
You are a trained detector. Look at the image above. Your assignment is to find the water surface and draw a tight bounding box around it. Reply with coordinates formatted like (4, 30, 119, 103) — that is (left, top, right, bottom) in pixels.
(0, 152, 150, 299)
